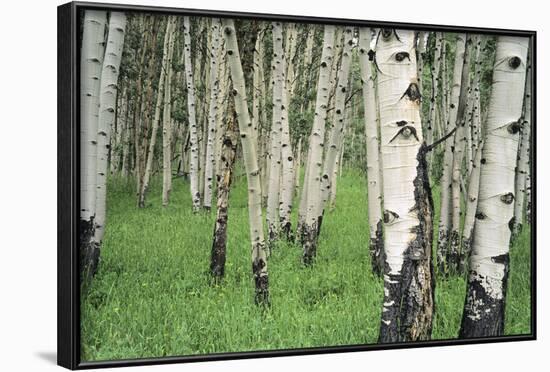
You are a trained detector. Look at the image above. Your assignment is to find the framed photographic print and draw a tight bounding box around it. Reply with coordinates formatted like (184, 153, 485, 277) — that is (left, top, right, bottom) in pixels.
(57, 1, 536, 369)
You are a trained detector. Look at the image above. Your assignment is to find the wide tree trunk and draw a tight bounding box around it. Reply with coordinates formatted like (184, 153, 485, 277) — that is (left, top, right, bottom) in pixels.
(359, 27, 384, 276)
(203, 19, 222, 211)
(139, 18, 174, 208)
(376, 29, 434, 343)
(210, 95, 237, 279)
(222, 19, 270, 305)
(301, 25, 335, 265)
(460, 36, 528, 338)
(266, 22, 284, 243)
(183, 16, 202, 212)
(161, 18, 176, 207)
(437, 33, 466, 273)
(80, 10, 107, 283)
(94, 12, 127, 248)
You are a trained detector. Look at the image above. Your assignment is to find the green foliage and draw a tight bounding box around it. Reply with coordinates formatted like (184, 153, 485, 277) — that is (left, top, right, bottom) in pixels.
(81, 171, 531, 361)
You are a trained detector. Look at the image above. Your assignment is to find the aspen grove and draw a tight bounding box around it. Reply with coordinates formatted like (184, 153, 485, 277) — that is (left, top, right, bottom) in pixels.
(79, 11, 533, 360)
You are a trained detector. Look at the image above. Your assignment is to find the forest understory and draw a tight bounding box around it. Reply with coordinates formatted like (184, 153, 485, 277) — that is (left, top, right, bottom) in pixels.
(81, 170, 531, 361)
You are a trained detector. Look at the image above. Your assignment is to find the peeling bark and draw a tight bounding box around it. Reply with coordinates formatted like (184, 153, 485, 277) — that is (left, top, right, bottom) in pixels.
(376, 29, 434, 343)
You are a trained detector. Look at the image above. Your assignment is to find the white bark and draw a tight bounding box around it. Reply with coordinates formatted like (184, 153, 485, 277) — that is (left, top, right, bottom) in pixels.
(320, 27, 354, 215)
(301, 25, 335, 264)
(222, 19, 269, 304)
(80, 10, 107, 224)
(162, 17, 176, 207)
(94, 12, 126, 243)
(460, 36, 528, 337)
(359, 27, 384, 275)
(183, 16, 201, 212)
(203, 19, 222, 210)
(267, 22, 285, 241)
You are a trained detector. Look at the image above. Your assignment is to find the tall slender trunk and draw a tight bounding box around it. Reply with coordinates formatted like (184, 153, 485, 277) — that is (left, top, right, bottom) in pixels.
(320, 27, 354, 219)
(80, 10, 107, 283)
(302, 25, 335, 265)
(427, 33, 442, 153)
(139, 18, 174, 208)
(222, 19, 270, 305)
(460, 36, 528, 338)
(448, 35, 472, 274)
(437, 33, 466, 273)
(294, 137, 302, 195)
(203, 19, 222, 211)
(359, 27, 384, 276)
(266, 22, 284, 243)
(183, 16, 201, 212)
(512, 52, 532, 237)
(210, 95, 237, 279)
(162, 18, 176, 207)
(460, 140, 483, 272)
(94, 12, 127, 248)
(377, 29, 434, 343)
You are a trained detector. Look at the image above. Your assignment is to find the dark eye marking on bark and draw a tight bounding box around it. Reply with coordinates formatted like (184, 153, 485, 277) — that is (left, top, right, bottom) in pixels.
(383, 210, 399, 223)
(395, 52, 410, 62)
(321, 61, 328, 68)
(232, 89, 238, 96)
(507, 120, 521, 134)
(508, 216, 515, 232)
(475, 212, 486, 220)
(367, 49, 375, 61)
(500, 192, 514, 204)
(508, 56, 521, 69)
(381, 28, 393, 40)
(491, 253, 509, 265)
(401, 83, 421, 104)
(389, 125, 420, 143)
(481, 158, 486, 164)
(396, 120, 408, 126)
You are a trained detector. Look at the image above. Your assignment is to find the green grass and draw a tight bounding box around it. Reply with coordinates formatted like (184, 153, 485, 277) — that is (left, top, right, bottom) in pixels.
(81, 169, 531, 361)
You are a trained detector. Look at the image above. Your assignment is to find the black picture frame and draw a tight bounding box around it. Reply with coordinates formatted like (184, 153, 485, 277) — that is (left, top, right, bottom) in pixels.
(58, 1, 537, 369)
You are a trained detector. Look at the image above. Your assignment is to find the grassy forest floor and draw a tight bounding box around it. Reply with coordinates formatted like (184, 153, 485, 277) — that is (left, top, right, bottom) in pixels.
(81, 169, 531, 361)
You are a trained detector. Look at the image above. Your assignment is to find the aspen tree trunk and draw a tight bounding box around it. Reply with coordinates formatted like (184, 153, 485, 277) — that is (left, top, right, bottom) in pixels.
(437, 34, 466, 273)
(297, 144, 311, 238)
(427, 33, 442, 152)
(302, 25, 335, 265)
(448, 35, 472, 273)
(267, 22, 284, 242)
(460, 36, 528, 338)
(320, 27, 354, 218)
(210, 95, 238, 279)
(252, 32, 263, 194)
(513, 53, 532, 237)
(416, 32, 427, 95)
(359, 27, 384, 276)
(222, 19, 270, 305)
(162, 18, 176, 207)
(203, 19, 222, 211)
(215, 48, 229, 176)
(80, 10, 107, 282)
(183, 16, 202, 212)
(139, 18, 174, 208)
(377, 29, 434, 343)
(279, 23, 296, 240)
(94, 12, 127, 248)
(460, 140, 483, 272)
(294, 138, 302, 195)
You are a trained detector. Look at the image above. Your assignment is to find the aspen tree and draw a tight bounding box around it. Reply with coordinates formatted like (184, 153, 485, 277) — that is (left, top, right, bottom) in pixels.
(183, 16, 201, 212)
(139, 18, 174, 208)
(267, 22, 284, 242)
(222, 19, 269, 304)
(513, 51, 532, 237)
(302, 25, 335, 265)
(279, 23, 297, 240)
(376, 29, 434, 342)
(162, 18, 176, 207)
(80, 10, 107, 282)
(211, 94, 238, 279)
(320, 27, 354, 217)
(437, 34, 466, 272)
(460, 36, 528, 338)
(359, 27, 384, 276)
(203, 19, 222, 211)
(448, 35, 472, 273)
(427, 33, 442, 155)
(95, 12, 127, 246)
